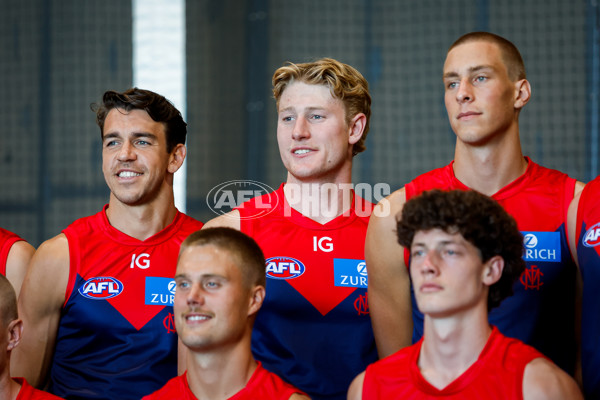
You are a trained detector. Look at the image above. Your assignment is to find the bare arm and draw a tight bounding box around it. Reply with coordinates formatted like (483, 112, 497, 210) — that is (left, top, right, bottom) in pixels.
(347, 371, 365, 400)
(11, 234, 69, 388)
(567, 191, 581, 267)
(5, 240, 35, 298)
(202, 210, 241, 230)
(366, 188, 413, 358)
(523, 358, 583, 400)
(567, 183, 586, 388)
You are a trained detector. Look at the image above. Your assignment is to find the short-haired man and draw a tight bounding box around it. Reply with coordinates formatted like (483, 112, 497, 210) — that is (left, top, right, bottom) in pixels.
(366, 32, 584, 374)
(568, 175, 600, 398)
(0, 227, 34, 297)
(204, 58, 377, 399)
(13, 88, 204, 399)
(349, 189, 582, 399)
(143, 228, 309, 400)
(0, 274, 64, 399)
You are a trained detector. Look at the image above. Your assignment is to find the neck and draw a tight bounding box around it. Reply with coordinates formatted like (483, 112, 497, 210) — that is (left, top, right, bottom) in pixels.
(283, 180, 355, 224)
(186, 342, 257, 400)
(0, 367, 21, 400)
(453, 129, 527, 196)
(418, 307, 492, 389)
(105, 193, 177, 241)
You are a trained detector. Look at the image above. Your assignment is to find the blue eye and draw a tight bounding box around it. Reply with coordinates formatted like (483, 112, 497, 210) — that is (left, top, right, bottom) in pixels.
(177, 281, 190, 289)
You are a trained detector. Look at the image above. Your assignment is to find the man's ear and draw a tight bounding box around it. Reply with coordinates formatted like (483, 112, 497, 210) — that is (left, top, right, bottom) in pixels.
(6, 319, 23, 351)
(482, 256, 504, 286)
(514, 79, 531, 110)
(347, 113, 367, 146)
(168, 144, 187, 174)
(247, 285, 266, 317)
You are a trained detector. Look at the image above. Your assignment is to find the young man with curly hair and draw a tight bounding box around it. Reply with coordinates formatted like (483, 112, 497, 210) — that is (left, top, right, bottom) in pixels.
(349, 189, 582, 399)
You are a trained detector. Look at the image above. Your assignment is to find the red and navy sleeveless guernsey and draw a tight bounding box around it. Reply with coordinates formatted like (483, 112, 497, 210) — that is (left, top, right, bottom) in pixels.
(14, 378, 65, 400)
(362, 326, 544, 399)
(0, 227, 25, 275)
(142, 362, 307, 400)
(575, 175, 600, 398)
(237, 184, 377, 400)
(49, 205, 203, 400)
(405, 158, 577, 374)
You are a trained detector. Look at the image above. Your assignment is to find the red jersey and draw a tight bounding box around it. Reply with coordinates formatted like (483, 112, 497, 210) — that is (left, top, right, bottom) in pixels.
(238, 184, 377, 400)
(405, 158, 577, 373)
(0, 227, 24, 275)
(363, 326, 544, 399)
(14, 378, 65, 399)
(49, 205, 203, 399)
(142, 363, 305, 400)
(575, 175, 600, 398)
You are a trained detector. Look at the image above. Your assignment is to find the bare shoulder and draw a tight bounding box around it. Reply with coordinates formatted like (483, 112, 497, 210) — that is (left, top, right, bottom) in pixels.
(20, 233, 70, 308)
(523, 358, 583, 400)
(5, 239, 35, 296)
(347, 371, 366, 400)
(574, 180, 585, 197)
(370, 187, 406, 226)
(366, 187, 407, 266)
(7, 239, 35, 263)
(289, 393, 311, 400)
(202, 209, 241, 230)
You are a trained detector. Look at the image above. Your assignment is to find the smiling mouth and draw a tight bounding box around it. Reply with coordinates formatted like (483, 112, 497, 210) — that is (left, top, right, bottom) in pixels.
(293, 149, 312, 155)
(186, 314, 211, 322)
(117, 171, 142, 178)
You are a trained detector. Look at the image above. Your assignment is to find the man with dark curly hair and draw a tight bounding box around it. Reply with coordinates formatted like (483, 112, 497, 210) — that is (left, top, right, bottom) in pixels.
(348, 190, 582, 399)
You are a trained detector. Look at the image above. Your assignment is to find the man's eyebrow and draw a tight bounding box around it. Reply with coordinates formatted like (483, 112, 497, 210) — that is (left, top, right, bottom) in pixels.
(103, 132, 158, 140)
(443, 65, 495, 80)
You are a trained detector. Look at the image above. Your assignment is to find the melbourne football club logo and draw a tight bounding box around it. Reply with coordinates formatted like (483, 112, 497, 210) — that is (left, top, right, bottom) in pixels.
(583, 222, 600, 247)
(79, 277, 124, 300)
(265, 257, 306, 280)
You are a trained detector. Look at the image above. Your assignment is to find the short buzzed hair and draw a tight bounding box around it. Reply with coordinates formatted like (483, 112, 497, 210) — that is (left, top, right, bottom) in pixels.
(0, 274, 17, 327)
(449, 32, 526, 81)
(180, 228, 266, 288)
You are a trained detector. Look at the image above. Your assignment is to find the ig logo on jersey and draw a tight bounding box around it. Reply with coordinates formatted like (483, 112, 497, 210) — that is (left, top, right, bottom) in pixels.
(79, 277, 124, 300)
(265, 257, 305, 280)
(583, 222, 600, 247)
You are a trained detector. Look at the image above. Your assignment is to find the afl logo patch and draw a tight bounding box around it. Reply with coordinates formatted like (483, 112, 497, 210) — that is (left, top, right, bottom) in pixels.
(265, 257, 305, 280)
(583, 222, 600, 247)
(78, 277, 124, 299)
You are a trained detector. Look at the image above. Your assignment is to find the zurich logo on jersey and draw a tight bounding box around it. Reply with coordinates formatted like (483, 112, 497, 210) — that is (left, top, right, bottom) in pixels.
(265, 257, 305, 280)
(583, 222, 600, 247)
(334, 258, 368, 288)
(79, 277, 124, 300)
(522, 231, 561, 262)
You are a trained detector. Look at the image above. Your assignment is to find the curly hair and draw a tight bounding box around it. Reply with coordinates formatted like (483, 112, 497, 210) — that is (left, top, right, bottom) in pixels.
(272, 58, 371, 156)
(397, 189, 525, 311)
(91, 87, 187, 153)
